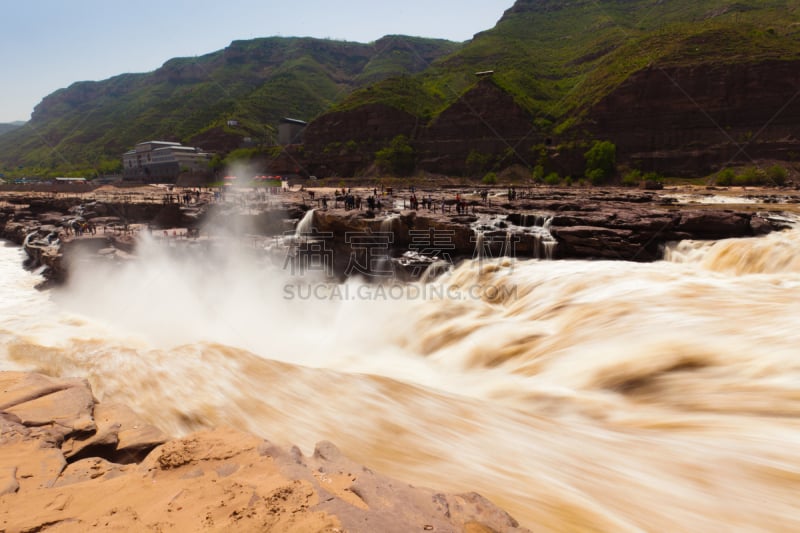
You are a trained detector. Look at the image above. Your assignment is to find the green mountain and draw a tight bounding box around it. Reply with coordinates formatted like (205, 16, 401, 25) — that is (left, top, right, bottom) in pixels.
(0, 35, 459, 176)
(0, 122, 25, 137)
(334, 0, 800, 126)
(307, 0, 800, 177)
(3, 1, 800, 179)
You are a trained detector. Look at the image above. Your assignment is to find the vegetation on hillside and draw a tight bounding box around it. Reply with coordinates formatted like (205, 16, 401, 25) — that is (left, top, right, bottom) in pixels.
(0, 36, 459, 177)
(0, 122, 25, 137)
(332, 0, 800, 130)
(584, 140, 617, 184)
(3, 1, 800, 179)
(715, 164, 788, 186)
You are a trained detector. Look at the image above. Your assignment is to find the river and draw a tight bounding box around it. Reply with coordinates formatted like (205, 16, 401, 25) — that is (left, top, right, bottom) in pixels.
(1, 228, 800, 531)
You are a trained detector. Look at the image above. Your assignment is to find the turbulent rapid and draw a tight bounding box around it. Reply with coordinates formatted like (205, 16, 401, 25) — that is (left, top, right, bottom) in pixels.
(2, 227, 800, 531)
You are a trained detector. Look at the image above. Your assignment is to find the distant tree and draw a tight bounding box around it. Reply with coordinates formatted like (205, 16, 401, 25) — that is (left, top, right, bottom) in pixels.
(209, 154, 224, 171)
(544, 172, 561, 186)
(621, 169, 642, 187)
(466, 150, 492, 176)
(716, 168, 735, 186)
(96, 158, 122, 175)
(766, 165, 788, 186)
(584, 140, 616, 184)
(734, 167, 767, 186)
(532, 164, 545, 182)
(375, 135, 415, 175)
(482, 171, 498, 185)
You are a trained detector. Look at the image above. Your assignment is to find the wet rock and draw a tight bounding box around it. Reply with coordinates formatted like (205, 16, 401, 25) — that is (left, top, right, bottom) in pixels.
(676, 211, 751, 238)
(640, 180, 664, 190)
(551, 226, 650, 260)
(2, 186, 798, 284)
(750, 215, 774, 235)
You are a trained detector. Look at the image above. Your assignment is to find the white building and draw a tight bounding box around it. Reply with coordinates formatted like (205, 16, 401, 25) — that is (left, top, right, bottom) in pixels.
(123, 141, 211, 182)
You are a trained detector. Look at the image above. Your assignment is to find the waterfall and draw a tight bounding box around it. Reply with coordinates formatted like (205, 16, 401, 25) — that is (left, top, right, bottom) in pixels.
(516, 213, 557, 260)
(295, 209, 315, 238)
(380, 214, 399, 234)
(538, 215, 557, 259)
(472, 231, 485, 260)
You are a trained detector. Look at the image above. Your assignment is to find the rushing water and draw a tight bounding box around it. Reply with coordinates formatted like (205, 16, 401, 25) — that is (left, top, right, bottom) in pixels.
(2, 228, 800, 531)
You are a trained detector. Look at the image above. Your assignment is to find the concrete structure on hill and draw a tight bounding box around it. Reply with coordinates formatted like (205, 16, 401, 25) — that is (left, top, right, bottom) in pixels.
(278, 118, 307, 145)
(122, 141, 211, 182)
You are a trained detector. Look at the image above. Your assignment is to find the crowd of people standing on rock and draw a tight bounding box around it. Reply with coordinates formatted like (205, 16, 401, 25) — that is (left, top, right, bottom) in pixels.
(337, 189, 363, 210)
(298, 183, 550, 215)
(163, 189, 202, 205)
(61, 220, 96, 237)
(301, 186, 490, 215)
(179, 190, 201, 205)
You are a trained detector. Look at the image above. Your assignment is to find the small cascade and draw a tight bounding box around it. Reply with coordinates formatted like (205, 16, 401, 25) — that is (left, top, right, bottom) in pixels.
(380, 214, 400, 234)
(380, 215, 403, 279)
(471, 213, 558, 263)
(472, 231, 486, 260)
(504, 230, 515, 263)
(515, 213, 557, 260)
(295, 209, 315, 238)
(520, 213, 549, 228)
(541, 240, 556, 260)
(538, 215, 557, 260)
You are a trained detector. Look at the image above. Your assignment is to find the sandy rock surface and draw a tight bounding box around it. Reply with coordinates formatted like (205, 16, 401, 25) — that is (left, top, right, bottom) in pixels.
(0, 371, 526, 532)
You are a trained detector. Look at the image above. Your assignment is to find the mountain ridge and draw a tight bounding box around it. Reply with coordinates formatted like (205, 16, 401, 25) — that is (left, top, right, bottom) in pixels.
(0, 34, 460, 175)
(2, 1, 800, 179)
(0, 121, 25, 137)
(305, 0, 800, 177)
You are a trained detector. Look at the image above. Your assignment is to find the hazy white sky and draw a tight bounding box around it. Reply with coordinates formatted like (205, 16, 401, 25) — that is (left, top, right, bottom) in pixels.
(0, 0, 514, 122)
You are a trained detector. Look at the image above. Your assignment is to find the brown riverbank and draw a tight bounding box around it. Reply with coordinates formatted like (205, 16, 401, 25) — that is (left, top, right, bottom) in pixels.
(0, 371, 525, 532)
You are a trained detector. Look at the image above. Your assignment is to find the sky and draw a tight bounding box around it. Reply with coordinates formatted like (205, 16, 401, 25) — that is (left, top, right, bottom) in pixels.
(0, 0, 514, 123)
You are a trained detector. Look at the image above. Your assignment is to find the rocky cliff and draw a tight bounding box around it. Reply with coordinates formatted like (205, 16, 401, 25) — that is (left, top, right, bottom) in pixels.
(589, 59, 800, 176)
(304, 78, 545, 178)
(416, 79, 540, 175)
(301, 0, 800, 178)
(304, 57, 800, 178)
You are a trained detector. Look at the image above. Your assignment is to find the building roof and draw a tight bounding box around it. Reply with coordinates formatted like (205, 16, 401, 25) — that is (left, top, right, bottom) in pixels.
(136, 140, 182, 147)
(125, 140, 208, 159)
(279, 118, 307, 126)
(172, 146, 205, 152)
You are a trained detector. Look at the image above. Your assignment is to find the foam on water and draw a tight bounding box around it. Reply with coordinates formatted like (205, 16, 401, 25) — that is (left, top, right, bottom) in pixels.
(2, 230, 800, 531)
